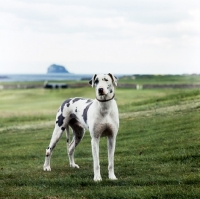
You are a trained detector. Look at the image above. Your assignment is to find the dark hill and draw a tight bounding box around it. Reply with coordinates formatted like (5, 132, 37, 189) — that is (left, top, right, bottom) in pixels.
(47, 64, 69, 73)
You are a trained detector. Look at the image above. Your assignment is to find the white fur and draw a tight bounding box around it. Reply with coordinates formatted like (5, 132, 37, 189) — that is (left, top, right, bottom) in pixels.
(43, 73, 119, 181)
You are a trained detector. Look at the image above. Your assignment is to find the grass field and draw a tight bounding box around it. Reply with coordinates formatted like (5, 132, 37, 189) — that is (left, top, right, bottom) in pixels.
(119, 74, 200, 85)
(0, 85, 200, 198)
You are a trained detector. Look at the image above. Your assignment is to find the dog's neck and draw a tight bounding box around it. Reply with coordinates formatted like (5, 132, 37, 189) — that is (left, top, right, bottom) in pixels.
(95, 93, 115, 115)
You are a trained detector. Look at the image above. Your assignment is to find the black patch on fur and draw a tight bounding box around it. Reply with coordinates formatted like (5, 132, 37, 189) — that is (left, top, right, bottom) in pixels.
(94, 78, 99, 85)
(56, 114, 65, 127)
(70, 113, 78, 119)
(61, 127, 65, 131)
(89, 79, 92, 85)
(82, 102, 93, 124)
(75, 107, 77, 112)
(69, 118, 77, 125)
(86, 99, 92, 103)
(110, 89, 113, 93)
(61, 99, 72, 112)
(107, 84, 111, 89)
(89, 74, 97, 85)
(72, 97, 84, 103)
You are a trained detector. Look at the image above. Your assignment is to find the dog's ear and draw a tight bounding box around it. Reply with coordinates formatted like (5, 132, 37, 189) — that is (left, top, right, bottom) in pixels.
(108, 73, 118, 86)
(89, 74, 97, 87)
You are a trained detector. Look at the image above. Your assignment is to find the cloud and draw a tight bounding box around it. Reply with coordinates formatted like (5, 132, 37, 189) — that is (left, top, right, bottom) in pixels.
(1, 0, 199, 38)
(0, 0, 200, 74)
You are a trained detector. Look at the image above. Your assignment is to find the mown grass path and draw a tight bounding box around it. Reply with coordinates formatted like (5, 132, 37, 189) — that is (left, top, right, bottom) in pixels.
(0, 88, 200, 199)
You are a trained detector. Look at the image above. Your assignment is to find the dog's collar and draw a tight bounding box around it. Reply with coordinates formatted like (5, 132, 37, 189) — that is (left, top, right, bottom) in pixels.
(96, 94, 115, 102)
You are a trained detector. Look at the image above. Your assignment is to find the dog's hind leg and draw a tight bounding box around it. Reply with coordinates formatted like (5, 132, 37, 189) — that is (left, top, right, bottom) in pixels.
(68, 120, 85, 168)
(43, 124, 65, 171)
(66, 125, 70, 153)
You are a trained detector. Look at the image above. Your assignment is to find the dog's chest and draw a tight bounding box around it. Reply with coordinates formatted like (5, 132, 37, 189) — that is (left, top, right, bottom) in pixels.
(91, 120, 117, 137)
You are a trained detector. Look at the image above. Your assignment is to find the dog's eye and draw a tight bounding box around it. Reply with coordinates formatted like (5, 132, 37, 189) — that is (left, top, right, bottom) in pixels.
(104, 78, 108, 81)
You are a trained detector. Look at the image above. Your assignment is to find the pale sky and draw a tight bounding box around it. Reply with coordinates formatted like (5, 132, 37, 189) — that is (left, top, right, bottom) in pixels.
(0, 0, 200, 74)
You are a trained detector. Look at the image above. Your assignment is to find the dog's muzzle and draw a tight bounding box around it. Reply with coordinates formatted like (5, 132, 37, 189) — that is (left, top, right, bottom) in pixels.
(98, 88, 104, 95)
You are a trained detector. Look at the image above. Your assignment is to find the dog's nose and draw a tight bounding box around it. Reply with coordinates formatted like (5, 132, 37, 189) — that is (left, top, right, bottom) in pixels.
(98, 88, 104, 95)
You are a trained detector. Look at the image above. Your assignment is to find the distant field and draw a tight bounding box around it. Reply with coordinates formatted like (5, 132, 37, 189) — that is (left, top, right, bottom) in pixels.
(119, 74, 200, 84)
(1, 74, 200, 87)
(0, 85, 200, 198)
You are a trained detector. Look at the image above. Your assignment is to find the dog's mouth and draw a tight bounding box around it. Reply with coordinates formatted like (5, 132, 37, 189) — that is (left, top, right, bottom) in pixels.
(98, 92, 109, 97)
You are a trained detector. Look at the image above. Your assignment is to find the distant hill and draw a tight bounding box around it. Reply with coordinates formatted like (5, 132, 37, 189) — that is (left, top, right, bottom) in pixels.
(47, 64, 69, 73)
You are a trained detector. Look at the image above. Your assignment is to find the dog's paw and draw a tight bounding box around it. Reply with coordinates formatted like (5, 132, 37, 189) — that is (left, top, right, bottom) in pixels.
(43, 165, 51, 171)
(94, 175, 102, 182)
(109, 174, 117, 180)
(70, 163, 80, 169)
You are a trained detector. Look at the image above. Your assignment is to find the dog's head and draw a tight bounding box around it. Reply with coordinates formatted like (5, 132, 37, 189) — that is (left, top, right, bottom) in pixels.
(89, 73, 118, 100)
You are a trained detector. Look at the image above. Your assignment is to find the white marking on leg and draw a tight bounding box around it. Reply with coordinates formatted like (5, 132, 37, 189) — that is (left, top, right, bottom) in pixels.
(107, 135, 117, 180)
(91, 137, 102, 181)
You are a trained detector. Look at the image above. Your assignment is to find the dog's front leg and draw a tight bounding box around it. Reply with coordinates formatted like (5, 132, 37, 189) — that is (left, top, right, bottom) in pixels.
(91, 137, 102, 181)
(108, 135, 117, 180)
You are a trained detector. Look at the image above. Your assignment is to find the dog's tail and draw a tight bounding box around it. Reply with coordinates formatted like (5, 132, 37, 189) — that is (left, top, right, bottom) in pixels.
(66, 125, 70, 153)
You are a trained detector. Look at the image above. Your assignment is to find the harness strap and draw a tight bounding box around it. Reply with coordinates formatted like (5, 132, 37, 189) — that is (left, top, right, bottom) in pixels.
(96, 94, 115, 102)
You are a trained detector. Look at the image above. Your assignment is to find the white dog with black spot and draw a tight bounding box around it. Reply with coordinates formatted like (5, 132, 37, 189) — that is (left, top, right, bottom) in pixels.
(43, 73, 119, 181)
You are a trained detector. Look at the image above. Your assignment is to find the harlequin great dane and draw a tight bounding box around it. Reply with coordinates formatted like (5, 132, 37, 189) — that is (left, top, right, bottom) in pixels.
(43, 73, 119, 181)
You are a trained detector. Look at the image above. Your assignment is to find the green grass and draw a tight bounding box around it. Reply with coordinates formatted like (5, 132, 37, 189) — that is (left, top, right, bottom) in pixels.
(0, 86, 200, 198)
